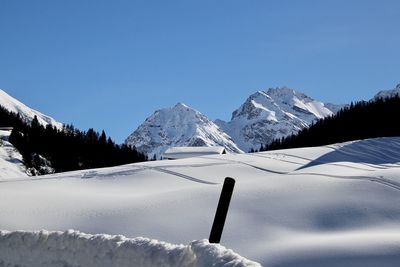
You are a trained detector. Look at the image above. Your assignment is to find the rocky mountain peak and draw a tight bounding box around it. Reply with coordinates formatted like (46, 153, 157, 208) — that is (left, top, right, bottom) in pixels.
(126, 87, 349, 156)
(217, 87, 340, 152)
(125, 103, 242, 159)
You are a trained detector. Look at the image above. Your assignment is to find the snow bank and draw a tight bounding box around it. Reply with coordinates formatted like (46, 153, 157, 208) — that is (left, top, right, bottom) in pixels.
(0, 229, 261, 267)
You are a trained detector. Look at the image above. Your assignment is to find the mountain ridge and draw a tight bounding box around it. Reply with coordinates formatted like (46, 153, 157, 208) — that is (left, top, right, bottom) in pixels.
(126, 87, 345, 157)
(0, 89, 62, 128)
(2, 83, 398, 161)
(374, 83, 400, 100)
(215, 87, 343, 152)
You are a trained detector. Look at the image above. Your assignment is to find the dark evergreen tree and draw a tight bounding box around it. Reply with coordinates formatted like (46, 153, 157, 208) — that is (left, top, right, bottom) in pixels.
(1, 105, 147, 174)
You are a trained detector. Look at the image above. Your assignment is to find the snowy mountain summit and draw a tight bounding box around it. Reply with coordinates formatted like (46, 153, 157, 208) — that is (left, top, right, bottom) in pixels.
(373, 83, 400, 100)
(127, 88, 343, 157)
(216, 87, 342, 152)
(0, 89, 62, 128)
(125, 103, 242, 159)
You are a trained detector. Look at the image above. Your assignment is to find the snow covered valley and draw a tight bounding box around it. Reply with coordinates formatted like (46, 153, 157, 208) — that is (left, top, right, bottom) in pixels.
(1, 137, 400, 266)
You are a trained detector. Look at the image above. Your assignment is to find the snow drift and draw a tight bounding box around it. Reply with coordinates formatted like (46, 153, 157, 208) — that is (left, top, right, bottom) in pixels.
(0, 229, 260, 267)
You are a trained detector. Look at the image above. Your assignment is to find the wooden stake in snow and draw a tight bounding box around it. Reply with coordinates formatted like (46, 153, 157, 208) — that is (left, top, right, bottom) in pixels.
(209, 177, 235, 243)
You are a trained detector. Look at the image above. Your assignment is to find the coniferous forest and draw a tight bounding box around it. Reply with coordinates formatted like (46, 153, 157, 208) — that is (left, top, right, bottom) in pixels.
(0, 105, 147, 174)
(261, 95, 400, 151)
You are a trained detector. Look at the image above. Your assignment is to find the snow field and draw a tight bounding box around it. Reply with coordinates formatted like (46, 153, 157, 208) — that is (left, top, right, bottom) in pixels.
(0, 137, 400, 266)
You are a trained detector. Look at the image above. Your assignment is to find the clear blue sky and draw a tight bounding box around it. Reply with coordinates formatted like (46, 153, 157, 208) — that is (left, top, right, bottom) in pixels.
(1, 0, 399, 143)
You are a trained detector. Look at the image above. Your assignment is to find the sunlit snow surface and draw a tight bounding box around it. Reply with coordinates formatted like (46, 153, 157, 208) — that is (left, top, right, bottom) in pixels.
(0, 130, 28, 179)
(1, 137, 400, 266)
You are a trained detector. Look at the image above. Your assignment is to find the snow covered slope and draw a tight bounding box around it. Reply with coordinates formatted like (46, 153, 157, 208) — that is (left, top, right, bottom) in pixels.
(1, 137, 400, 266)
(0, 89, 62, 128)
(125, 103, 242, 159)
(216, 87, 343, 152)
(374, 83, 400, 100)
(0, 130, 28, 179)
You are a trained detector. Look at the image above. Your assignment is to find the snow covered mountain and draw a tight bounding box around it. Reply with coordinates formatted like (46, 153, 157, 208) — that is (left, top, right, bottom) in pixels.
(125, 103, 242, 159)
(0, 89, 62, 177)
(126, 88, 343, 157)
(216, 87, 343, 152)
(373, 83, 400, 100)
(0, 89, 62, 128)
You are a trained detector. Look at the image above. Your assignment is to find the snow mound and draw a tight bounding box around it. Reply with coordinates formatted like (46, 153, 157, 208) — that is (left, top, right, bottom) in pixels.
(0, 229, 261, 267)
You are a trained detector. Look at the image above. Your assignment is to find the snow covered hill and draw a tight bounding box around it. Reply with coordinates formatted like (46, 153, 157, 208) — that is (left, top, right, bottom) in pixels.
(0, 89, 62, 128)
(0, 130, 28, 179)
(125, 103, 242, 159)
(1, 137, 400, 266)
(216, 87, 343, 152)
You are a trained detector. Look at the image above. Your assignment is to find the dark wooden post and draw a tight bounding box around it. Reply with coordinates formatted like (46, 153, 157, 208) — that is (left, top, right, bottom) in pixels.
(209, 177, 235, 243)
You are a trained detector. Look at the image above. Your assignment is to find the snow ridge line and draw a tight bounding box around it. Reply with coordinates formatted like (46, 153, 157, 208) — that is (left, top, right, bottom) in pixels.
(0, 165, 218, 185)
(143, 166, 218, 184)
(202, 155, 400, 191)
(201, 156, 288, 175)
(288, 172, 400, 191)
(250, 152, 380, 171)
(0, 230, 261, 267)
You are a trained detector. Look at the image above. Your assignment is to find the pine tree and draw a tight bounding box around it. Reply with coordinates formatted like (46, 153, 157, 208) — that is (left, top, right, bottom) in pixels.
(1, 105, 147, 174)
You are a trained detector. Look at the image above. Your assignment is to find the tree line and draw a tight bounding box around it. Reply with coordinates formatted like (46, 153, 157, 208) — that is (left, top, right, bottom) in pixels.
(0, 105, 147, 174)
(261, 95, 400, 151)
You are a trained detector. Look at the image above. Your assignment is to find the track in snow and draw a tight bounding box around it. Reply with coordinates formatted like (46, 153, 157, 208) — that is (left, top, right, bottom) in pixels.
(202, 154, 400, 192)
(142, 166, 217, 185)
